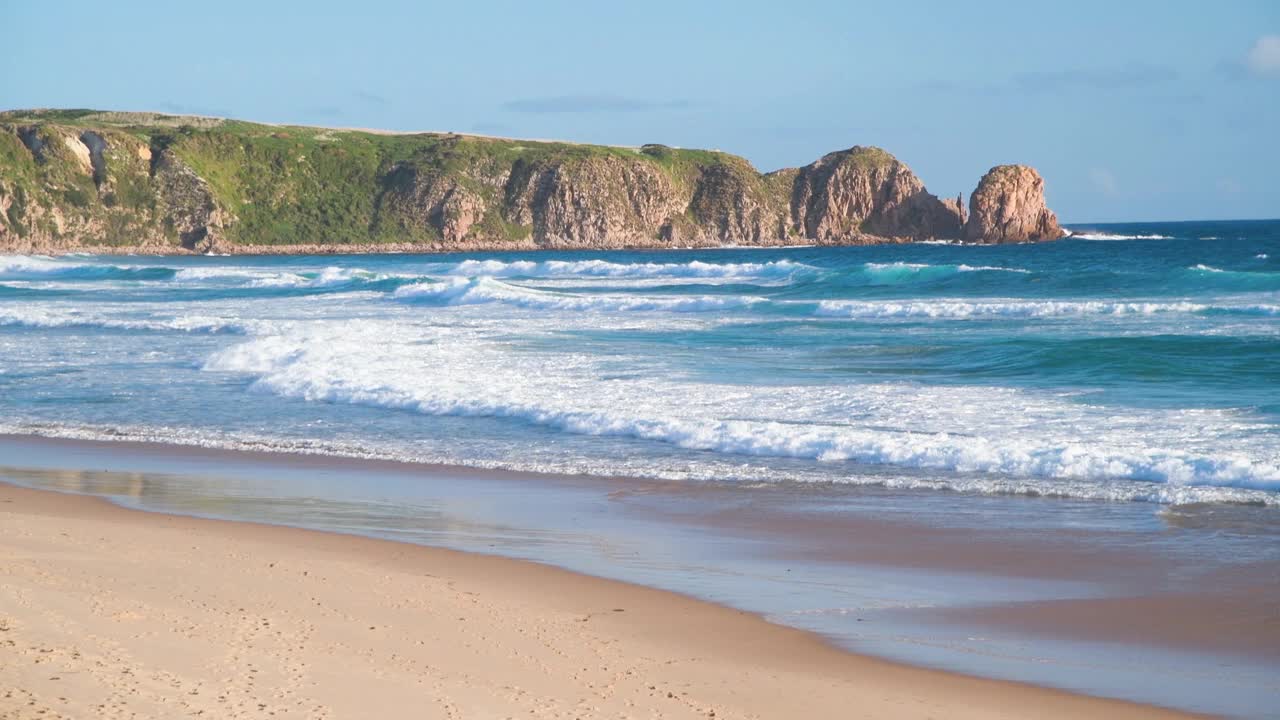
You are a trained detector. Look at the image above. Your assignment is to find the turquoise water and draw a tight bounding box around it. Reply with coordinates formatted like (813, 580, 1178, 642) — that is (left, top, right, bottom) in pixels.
(2, 220, 1277, 505)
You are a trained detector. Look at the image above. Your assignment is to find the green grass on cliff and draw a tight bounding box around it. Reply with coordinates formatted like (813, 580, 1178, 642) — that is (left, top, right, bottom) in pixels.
(161, 123, 391, 245)
(0, 109, 802, 248)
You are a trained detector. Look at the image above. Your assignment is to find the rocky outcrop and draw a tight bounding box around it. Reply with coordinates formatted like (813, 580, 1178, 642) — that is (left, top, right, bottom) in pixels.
(377, 164, 488, 243)
(941, 194, 966, 227)
(789, 147, 962, 243)
(0, 110, 1065, 253)
(152, 149, 228, 252)
(686, 161, 784, 244)
(79, 131, 108, 188)
(964, 165, 1063, 244)
(62, 134, 94, 176)
(505, 155, 684, 247)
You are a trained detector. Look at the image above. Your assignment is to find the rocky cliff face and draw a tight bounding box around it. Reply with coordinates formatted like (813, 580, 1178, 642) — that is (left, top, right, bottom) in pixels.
(0, 110, 1063, 253)
(0, 119, 231, 253)
(506, 154, 684, 248)
(964, 165, 1063, 243)
(152, 149, 229, 252)
(789, 147, 963, 243)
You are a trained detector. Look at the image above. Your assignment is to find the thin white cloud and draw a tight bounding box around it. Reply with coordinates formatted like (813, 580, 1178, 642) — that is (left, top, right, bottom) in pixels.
(1247, 35, 1280, 76)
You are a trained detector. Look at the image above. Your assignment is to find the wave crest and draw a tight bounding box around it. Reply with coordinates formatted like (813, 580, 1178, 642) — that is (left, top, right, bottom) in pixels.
(437, 258, 814, 280)
(1070, 232, 1174, 241)
(813, 299, 1279, 319)
(393, 277, 764, 312)
(0, 307, 255, 334)
(201, 328, 1280, 498)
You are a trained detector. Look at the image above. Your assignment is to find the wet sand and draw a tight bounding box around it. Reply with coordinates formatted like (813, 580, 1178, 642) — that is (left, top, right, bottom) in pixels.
(3, 434, 1278, 716)
(936, 594, 1280, 662)
(0, 482, 1198, 719)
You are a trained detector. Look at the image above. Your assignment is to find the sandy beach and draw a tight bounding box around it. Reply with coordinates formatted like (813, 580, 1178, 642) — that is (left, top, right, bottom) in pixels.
(0, 482, 1200, 720)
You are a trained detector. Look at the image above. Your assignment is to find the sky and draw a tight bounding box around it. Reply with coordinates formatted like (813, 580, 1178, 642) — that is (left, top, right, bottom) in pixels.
(3, 0, 1277, 223)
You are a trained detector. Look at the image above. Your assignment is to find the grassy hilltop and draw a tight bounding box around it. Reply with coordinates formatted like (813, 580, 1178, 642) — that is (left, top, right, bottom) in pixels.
(0, 109, 1049, 254)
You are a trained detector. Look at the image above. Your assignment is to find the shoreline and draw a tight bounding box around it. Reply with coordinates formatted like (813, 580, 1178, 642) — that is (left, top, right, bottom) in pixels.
(0, 235, 920, 257)
(0, 481, 1198, 719)
(3, 431, 1279, 658)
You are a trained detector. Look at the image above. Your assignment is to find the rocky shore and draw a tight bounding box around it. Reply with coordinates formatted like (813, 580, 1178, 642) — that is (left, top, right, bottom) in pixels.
(0, 109, 1063, 255)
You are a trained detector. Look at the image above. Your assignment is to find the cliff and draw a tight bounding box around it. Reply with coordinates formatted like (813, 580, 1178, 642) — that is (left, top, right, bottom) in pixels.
(0, 109, 1061, 254)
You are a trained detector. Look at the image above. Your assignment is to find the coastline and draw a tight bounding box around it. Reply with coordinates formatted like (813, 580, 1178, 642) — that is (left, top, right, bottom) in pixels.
(0, 235, 916, 257)
(3, 227, 1278, 716)
(0, 481, 1197, 719)
(3, 433, 1278, 657)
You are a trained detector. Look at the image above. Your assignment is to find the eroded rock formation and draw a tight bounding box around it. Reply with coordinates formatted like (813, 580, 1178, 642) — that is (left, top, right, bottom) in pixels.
(964, 165, 1063, 244)
(790, 147, 962, 243)
(152, 149, 228, 252)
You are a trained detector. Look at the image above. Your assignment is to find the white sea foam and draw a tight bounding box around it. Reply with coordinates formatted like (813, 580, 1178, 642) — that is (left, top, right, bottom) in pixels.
(0, 255, 135, 278)
(435, 258, 813, 279)
(200, 322, 1280, 499)
(1070, 232, 1175, 241)
(249, 266, 391, 288)
(5, 417, 1276, 507)
(858, 262, 1030, 281)
(393, 277, 765, 312)
(172, 267, 281, 282)
(0, 307, 255, 333)
(0, 255, 61, 275)
(168, 265, 402, 291)
(810, 298, 1277, 319)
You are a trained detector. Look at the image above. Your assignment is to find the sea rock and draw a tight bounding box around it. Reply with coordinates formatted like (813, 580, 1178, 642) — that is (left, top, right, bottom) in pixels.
(964, 165, 1063, 243)
(941, 194, 966, 228)
(790, 147, 961, 242)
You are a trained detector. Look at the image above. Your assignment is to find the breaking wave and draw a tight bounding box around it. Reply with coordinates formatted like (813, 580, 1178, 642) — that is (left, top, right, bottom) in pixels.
(813, 299, 1280, 319)
(854, 262, 1030, 284)
(0, 255, 173, 281)
(200, 327, 1280, 500)
(0, 307, 256, 334)
(393, 277, 765, 312)
(432, 258, 815, 280)
(1069, 232, 1175, 241)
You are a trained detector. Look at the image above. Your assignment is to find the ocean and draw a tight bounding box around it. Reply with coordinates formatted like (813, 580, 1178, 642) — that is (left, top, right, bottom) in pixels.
(2, 220, 1278, 504)
(2, 220, 1279, 716)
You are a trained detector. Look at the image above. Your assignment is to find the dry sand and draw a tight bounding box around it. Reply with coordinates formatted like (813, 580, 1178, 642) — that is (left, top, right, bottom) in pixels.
(0, 483, 1197, 719)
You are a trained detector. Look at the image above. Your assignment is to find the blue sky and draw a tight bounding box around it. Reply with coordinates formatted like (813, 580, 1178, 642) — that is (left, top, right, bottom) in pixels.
(4, 0, 1277, 222)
